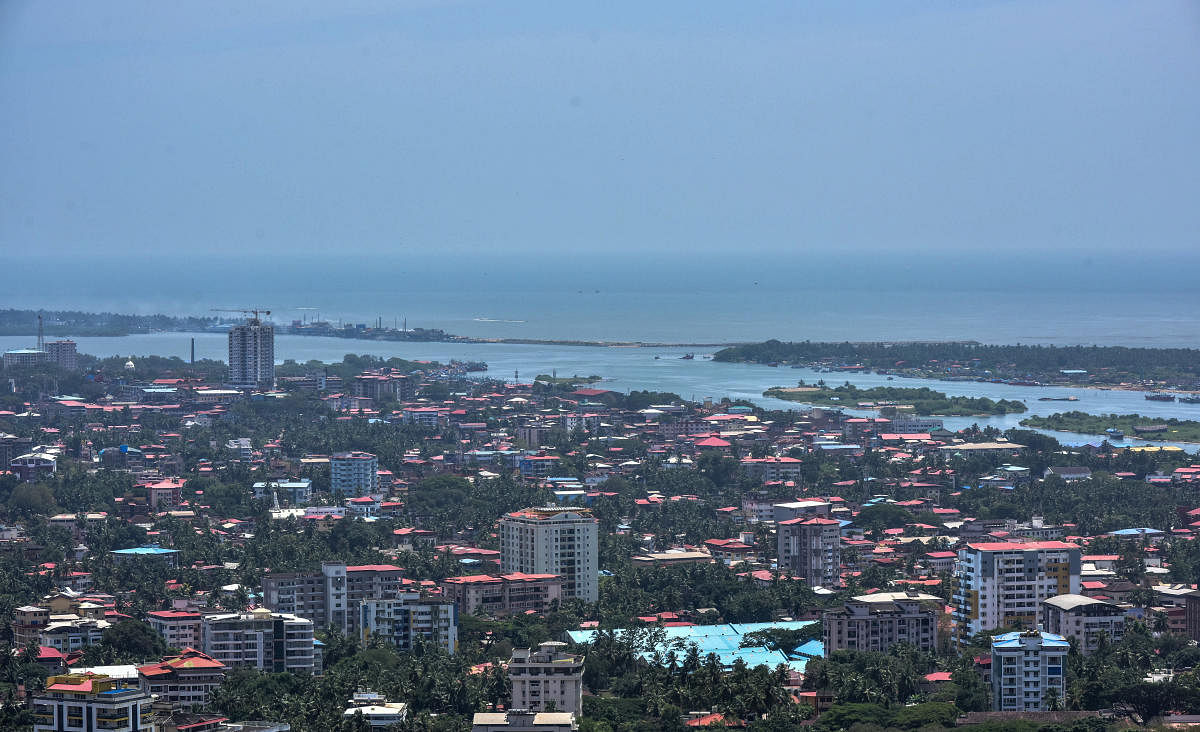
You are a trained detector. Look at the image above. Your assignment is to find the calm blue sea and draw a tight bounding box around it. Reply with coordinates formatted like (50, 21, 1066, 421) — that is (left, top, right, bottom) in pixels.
(4, 250, 1199, 347)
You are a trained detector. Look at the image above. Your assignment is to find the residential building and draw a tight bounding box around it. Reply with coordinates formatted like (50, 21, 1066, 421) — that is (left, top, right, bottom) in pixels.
(13, 605, 52, 647)
(952, 541, 1081, 643)
(1044, 466, 1092, 482)
(990, 630, 1069, 712)
(359, 593, 457, 654)
(45, 340, 78, 370)
(886, 416, 944, 433)
(1041, 594, 1126, 655)
(138, 649, 229, 709)
(500, 508, 599, 603)
(200, 609, 316, 673)
(228, 318, 275, 390)
(253, 479, 313, 506)
(508, 642, 585, 717)
(3, 348, 49, 369)
(739, 456, 805, 482)
(402, 406, 444, 428)
(472, 711, 577, 732)
(823, 591, 942, 655)
(772, 500, 832, 523)
(1187, 590, 1200, 643)
(11, 451, 57, 482)
(330, 451, 379, 497)
(777, 517, 841, 588)
(146, 610, 202, 649)
(442, 573, 563, 616)
(32, 673, 151, 732)
(262, 562, 407, 635)
(343, 690, 409, 728)
(354, 371, 416, 402)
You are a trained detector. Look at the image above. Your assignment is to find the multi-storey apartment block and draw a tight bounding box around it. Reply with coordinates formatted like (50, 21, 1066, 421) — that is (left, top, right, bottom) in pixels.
(823, 591, 941, 654)
(508, 641, 585, 717)
(442, 572, 563, 616)
(200, 608, 316, 673)
(1040, 594, 1125, 655)
(359, 593, 457, 654)
(500, 508, 598, 603)
(990, 630, 1069, 712)
(331, 451, 380, 497)
(777, 516, 841, 588)
(952, 541, 1080, 643)
(32, 674, 151, 732)
(262, 562, 407, 635)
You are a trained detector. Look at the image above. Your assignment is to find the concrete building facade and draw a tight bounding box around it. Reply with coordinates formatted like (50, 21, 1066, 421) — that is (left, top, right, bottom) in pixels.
(228, 319, 275, 390)
(331, 451, 380, 497)
(500, 508, 598, 603)
(1040, 594, 1125, 655)
(952, 541, 1081, 642)
(508, 641, 585, 717)
(990, 630, 1069, 712)
(823, 591, 941, 655)
(777, 516, 841, 588)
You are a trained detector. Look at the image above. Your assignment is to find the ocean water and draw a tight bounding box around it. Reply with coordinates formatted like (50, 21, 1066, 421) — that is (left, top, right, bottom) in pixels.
(2, 331, 1198, 452)
(4, 250, 1199, 347)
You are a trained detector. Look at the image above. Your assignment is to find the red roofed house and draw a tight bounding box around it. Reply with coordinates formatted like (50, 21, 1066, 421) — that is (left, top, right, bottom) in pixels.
(138, 648, 230, 709)
(441, 573, 563, 616)
(146, 610, 202, 649)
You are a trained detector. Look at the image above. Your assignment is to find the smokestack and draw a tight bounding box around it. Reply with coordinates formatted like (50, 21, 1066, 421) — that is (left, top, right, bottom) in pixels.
(191, 338, 195, 364)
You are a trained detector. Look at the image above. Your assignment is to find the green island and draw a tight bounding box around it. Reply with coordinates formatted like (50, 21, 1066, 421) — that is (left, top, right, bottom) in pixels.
(716, 339, 1200, 388)
(534, 373, 603, 386)
(1021, 411, 1200, 443)
(763, 382, 1027, 416)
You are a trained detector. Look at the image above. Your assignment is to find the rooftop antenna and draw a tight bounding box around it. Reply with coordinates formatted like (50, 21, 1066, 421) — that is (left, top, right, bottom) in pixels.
(37, 314, 44, 351)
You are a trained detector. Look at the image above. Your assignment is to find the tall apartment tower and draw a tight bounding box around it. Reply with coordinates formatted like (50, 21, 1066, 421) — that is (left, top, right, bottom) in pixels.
(777, 516, 842, 588)
(508, 641, 584, 717)
(45, 340, 78, 370)
(951, 541, 1080, 643)
(991, 630, 1069, 711)
(228, 318, 275, 389)
(500, 508, 598, 603)
(331, 451, 380, 497)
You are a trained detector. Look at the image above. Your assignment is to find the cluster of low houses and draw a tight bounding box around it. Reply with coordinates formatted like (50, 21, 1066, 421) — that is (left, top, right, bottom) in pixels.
(5, 367, 1200, 727)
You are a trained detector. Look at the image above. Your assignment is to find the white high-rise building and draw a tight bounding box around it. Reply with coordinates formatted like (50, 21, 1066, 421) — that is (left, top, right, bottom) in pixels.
(228, 318, 275, 389)
(952, 541, 1080, 643)
(200, 608, 315, 672)
(331, 451, 380, 497)
(991, 630, 1069, 711)
(508, 641, 584, 717)
(501, 508, 598, 603)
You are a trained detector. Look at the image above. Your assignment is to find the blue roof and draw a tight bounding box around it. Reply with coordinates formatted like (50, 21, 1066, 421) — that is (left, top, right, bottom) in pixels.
(566, 620, 821, 672)
(110, 545, 178, 556)
(1109, 527, 1163, 536)
(991, 631, 1069, 649)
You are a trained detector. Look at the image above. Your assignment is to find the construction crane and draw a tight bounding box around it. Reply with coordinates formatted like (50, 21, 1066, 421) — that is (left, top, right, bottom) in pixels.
(211, 307, 272, 324)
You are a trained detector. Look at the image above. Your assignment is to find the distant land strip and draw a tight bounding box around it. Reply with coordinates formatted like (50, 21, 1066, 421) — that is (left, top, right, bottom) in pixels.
(715, 339, 1200, 390)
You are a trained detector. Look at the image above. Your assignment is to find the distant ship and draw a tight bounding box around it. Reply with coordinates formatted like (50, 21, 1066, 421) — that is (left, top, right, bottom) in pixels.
(1038, 396, 1079, 402)
(1145, 393, 1175, 402)
(1105, 428, 1124, 440)
(1180, 395, 1200, 404)
(680, 353, 694, 360)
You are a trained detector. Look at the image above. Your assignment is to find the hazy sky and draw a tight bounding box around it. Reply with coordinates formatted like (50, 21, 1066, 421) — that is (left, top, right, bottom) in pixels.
(1, 1, 1197, 261)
